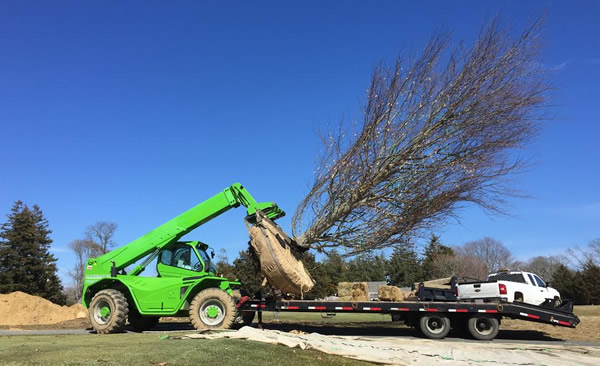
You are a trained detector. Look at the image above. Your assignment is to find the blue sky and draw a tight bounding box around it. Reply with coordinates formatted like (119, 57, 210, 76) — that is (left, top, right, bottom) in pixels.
(1, 1, 598, 284)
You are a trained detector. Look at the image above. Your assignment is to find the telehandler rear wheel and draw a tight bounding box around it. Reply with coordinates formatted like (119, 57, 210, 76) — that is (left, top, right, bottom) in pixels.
(189, 288, 236, 330)
(89, 289, 129, 334)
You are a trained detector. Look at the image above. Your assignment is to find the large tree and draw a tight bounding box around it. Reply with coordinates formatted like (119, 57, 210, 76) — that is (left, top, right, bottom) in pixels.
(421, 234, 454, 279)
(85, 221, 118, 254)
(386, 243, 423, 287)
(461, 237, 513, 272)
(68, 239, 102, 301)
(0, 201, 66, 304)
(291, 17, 548, 254)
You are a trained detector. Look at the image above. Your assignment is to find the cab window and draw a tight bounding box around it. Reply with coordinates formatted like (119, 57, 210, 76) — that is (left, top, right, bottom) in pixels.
(534, 275, 546, 287)
(160, 244, 203, 271)
(527, 274, 537, 286)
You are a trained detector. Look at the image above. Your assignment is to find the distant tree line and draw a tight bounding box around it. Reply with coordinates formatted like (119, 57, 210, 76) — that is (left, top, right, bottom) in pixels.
(218, 235, 600, 305)
(1, 200, 597, 306)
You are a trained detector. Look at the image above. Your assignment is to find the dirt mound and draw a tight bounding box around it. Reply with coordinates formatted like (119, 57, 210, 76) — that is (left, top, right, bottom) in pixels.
(0, 291, 88, 326)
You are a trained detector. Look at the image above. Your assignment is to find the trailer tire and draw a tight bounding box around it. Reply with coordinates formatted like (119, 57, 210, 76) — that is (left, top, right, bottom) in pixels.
(419, 314, 451, 339)
(190, 288, 236, 330)
(128, 314, 160, 331)
(467, 316, 499, 340)
(89, 289, 129, 334)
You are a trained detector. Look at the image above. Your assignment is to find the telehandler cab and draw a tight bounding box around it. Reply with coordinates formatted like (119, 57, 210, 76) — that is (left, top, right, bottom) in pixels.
(81, 183, 283, 333)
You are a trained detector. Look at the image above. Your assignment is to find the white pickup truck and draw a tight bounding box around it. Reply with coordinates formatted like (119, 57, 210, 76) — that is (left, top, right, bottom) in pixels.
(456, 270, 561, 306)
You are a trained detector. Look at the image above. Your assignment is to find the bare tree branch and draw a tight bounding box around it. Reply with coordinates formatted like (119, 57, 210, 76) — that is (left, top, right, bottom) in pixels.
(292, 16, 549, 254)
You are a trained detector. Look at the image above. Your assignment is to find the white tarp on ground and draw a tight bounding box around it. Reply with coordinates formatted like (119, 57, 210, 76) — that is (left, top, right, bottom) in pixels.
(176, 327, 600, 365)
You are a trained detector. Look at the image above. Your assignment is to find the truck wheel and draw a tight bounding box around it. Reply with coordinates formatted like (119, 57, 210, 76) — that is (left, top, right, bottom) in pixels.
(467, 316, 499, 340)
(419, 314, 451, 339)
(554, 296, 562, 307)
(89, 289, 129, 334)
(129, 314, 160, 331)
(189, 288, 236, 330)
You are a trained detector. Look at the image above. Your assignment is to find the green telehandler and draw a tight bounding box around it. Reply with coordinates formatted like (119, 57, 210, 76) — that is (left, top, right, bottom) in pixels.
(81, 183, 284, 334)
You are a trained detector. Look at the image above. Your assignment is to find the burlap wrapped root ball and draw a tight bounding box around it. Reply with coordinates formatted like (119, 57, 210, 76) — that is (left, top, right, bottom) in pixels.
(377, 286, 404, 301)
(249, 212, 315, 296)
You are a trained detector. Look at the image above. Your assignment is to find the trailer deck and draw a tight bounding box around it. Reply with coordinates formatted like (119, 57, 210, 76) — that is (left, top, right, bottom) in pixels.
(237, 297, 579, 340)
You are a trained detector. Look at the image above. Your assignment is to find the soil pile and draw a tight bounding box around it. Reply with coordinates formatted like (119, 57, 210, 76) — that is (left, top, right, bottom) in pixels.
(0, 291, 88, 326)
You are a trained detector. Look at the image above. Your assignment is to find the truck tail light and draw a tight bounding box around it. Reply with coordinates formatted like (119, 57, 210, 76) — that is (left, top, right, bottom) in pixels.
(498, 283, 507, 295)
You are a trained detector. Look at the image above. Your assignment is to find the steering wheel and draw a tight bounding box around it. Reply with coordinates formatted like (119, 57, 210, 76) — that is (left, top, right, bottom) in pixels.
(193, 261, 203, 271)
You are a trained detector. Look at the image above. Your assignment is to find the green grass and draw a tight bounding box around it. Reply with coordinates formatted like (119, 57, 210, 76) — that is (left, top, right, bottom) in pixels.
(574, 305, 600, 317)
(0, 333, 372, 366)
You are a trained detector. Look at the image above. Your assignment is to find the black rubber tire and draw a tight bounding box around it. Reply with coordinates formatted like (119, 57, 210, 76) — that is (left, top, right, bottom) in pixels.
(129, 314, 160, 331)
(467, 316, 500, 340)
(233, 311, 256, 329)
(189, 288, 236, 330)
(554, 296, 562, 307)
(89, 289, 129, 334)
(418, 314, 451, 339)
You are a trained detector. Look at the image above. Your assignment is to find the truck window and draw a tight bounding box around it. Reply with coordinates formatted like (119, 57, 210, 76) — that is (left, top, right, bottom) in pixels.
(534, 275, 546, 287)
(527, 274, 537, 286)
(488, 273, 526, 283)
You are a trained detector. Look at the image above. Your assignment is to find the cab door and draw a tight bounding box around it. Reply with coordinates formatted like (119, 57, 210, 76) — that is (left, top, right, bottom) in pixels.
(533, 274, 551, 302)
(526, 273, 545, 305)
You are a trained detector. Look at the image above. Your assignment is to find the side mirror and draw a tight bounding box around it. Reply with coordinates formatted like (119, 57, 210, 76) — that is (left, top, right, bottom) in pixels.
(546, 282, 551, 288)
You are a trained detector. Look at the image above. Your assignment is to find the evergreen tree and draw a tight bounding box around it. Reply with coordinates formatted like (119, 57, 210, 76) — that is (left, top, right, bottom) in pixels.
(387, 244, 423, 287)
(300, 252, 334, 299)
(232, 248, 269, 298)
(345, 253, 387, 282)
(581, 260, 600, 305)
(321, 250, 347, 287)
(422, 234, 454, 280)
(552, 264, 587, 304)
(0, 201, 66, 304)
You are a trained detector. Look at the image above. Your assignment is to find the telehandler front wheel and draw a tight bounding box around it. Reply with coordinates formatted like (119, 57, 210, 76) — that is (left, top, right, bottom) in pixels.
(89, 289, 129, 334)
(189, 288, 236, 330)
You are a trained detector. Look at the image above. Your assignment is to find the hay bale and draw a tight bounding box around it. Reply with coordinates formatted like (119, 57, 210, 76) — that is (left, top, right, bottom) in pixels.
(337, 282, 353, 297)
(378, 286, 404, 301)
(249, 212, 315, 295)
(337, 282, 369, 301)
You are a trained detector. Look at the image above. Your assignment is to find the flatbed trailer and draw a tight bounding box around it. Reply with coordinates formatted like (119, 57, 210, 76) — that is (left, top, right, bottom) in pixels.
(237, 297, 580, 340)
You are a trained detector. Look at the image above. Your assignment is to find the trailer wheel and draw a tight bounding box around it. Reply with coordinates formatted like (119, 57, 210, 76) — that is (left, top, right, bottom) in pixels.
(89, 289, 129, 334)
(190, 288, 236, 330)
(467, 316, 499, 340)
(419, 314, 451, 339)
(128, 314, 160, 331)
